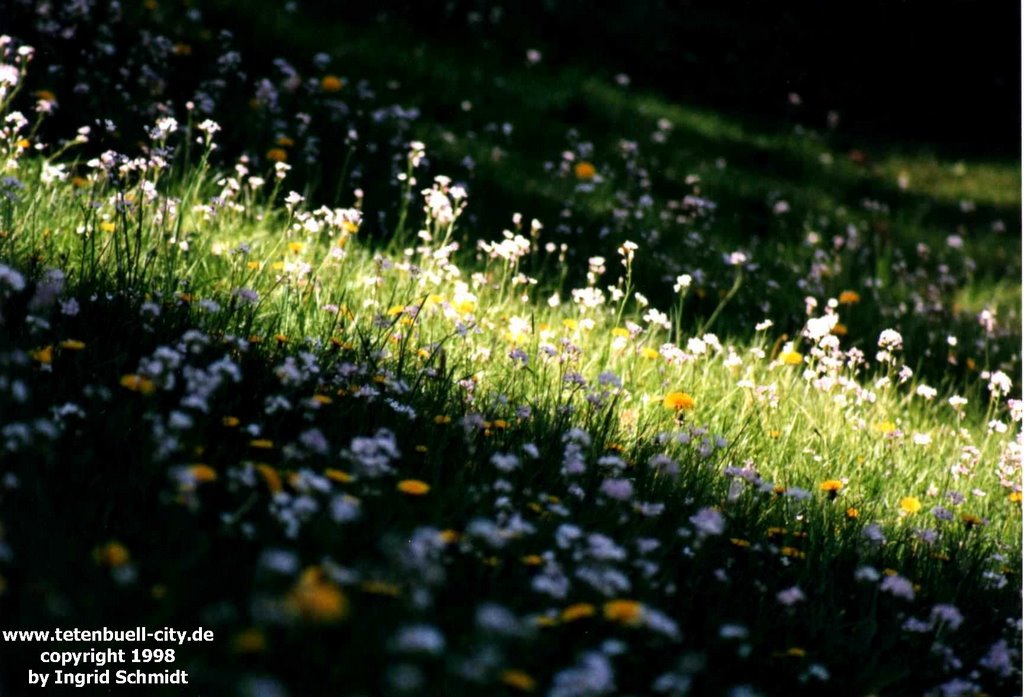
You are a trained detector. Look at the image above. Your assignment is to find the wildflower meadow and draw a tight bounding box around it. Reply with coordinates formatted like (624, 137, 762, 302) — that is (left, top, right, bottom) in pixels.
(0, 2, 1020, 695)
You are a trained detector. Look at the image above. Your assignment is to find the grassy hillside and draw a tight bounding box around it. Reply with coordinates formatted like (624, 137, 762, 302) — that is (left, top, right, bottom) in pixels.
(0, 3, 1020, 696)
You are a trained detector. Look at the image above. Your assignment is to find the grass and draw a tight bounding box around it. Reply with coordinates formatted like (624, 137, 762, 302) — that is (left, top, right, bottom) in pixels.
(0, 4, 1021, 697)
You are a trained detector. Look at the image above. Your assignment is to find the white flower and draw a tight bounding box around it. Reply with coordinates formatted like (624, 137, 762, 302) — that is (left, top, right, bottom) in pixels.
(673, 274, 692, 293)
(776, 586, 805, 606)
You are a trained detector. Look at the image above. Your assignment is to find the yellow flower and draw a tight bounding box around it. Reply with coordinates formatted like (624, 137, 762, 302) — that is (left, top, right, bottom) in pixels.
(31, 346, 53, 364)
(320, 75, 344, 92)
(819, 479, 843, 500)
(845, 507, 859, 519)
(838, 290, 861, 305)
(286, 567, 348, 623)
(573, 161, 597, 180)
(256, 464, 283, 494)
(397, 479, 430, 496)
(640, 347, 660, 360)
(500, 670, 537, 692)
(99, 221, 116, 233)
(785, 647, 807, 658)
(873, 420, 897, 435)
(560, 603, 596, 622)
(603, 599, 644, 625)
(521, 555, 543, 566)
(780, 350, 803, 366)
(249, 438, 274, 449)
(94, 541, 130, 568)
(730, 538, 751, 548)
(438, 529, 461, 544)
(222, 416, 240, 428)
(120, 374, 156, 395)
(276, 135, 295, 147)
(266, 148, 288, 163)
(611, 327, 630, 338)
(287, 241, 305, 254)
(662, 392, 695, 411)
(434, 415, 452, 425)
(1009, 491, 1022, 504)
(324, 468, 353, 484)
(188, 464, 217, 483)
(960, 513, 983, 528)
(59, 339, 86, 350)
(832, 323, 848, 336)
(899, 496, 922, 514)
(780, 546, 806, 559)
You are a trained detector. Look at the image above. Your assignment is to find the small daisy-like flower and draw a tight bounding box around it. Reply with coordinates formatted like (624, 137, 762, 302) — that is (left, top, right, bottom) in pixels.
(397, 479, 430, 496)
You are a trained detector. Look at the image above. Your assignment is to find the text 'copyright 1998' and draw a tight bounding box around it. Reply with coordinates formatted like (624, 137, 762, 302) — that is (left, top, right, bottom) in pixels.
(2, 626, 214, 688)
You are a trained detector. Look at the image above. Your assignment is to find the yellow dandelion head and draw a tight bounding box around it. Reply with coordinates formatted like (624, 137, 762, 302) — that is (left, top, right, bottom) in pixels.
(662, 392, 696, 411)
(397, 479, 430, 496)
(286, 567, 348, 623)
(603, 599, 644, 625)
(573, 161, 597, 180)
(899, 496, 922, 514)
(320, 75, 344, 92)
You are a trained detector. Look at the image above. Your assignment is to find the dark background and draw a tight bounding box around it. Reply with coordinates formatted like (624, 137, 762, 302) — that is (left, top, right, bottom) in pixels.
(298, 0, 1021, 156)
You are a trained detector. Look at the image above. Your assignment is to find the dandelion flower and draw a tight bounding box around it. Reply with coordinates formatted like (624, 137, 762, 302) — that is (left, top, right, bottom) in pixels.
(603, 599, 644, 625)
(663, 392, 695, 411)
(780, 350, 803, 366)
(256, 464, 283, 494)
(574, 161, 597, 181)
(31, 346, 53, 364)
(397, 479, 430, 496)
(820, 479, 843, 500)
(189, 464, 217, 483)
(838, 290, 861, 305)
(249, 439, 275, 449)
(561, 603, 596, 622)
(120, 374, 156, 395)
(320, 75, 344, 92)
(266, 148, 288, 163)
(286, 567, 348, 623)
(59, 339, 86, 350)
(500, 669, 537, 692)
(899, 496, 922, 514)
(94, 541, 130, 568)
(640, 347, 660, 360)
